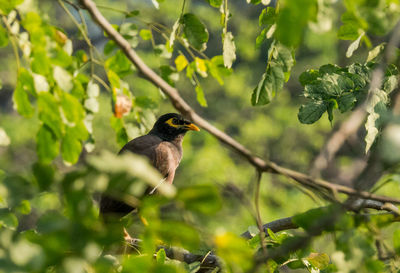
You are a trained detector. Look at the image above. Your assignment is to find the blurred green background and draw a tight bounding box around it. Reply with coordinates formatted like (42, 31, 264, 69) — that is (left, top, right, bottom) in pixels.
(1, 0, 400, 272)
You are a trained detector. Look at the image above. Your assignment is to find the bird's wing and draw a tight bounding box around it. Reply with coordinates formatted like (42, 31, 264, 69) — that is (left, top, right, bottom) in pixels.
(119, 134, 162, 162)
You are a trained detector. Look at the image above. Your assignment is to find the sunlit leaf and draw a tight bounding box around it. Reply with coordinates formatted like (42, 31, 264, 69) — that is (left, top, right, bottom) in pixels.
(306, 252, 329, 269)
(222, 31, 236, 69)
(53, 66, 73, 92)
(37, 125, 59, 164)
(13, 69, 34, 118)
(139, 29, 152, 40)
(38, 92, 63, 138)
(0, 209, 18, 230)
(195, 85, 207, 107)
(195, 57, 208, 77)
(346, 32, 364, 58)
(206, 0, 222, 8)
(0, 127, 11, 146)
(60, 92, 85, 125)
(175, 54, 188, 72)
(156, 248, 166, 264)
(61, 127, 82, 165)
(0, 25, 9, 47)
(393, 230, 400, 255)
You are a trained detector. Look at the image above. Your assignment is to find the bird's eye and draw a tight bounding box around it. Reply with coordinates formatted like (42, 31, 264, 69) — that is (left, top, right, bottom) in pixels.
(172, 118, 178, 125)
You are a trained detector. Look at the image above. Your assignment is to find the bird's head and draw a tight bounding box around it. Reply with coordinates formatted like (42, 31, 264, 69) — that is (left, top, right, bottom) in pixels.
(149, 113, 200, 141)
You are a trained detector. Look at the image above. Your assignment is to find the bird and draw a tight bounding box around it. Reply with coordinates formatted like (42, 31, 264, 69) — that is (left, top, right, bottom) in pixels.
(99, 113, 200, 217)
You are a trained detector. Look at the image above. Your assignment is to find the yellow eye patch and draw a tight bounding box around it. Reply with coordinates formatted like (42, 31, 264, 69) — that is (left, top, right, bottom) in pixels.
(165, 118, 179, 128)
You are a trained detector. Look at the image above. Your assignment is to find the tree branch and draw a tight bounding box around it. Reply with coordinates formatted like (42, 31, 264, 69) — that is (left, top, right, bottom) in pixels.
(78, 0, 400, 205)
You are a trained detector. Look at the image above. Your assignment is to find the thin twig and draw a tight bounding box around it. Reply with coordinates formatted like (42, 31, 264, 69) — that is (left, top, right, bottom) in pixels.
(1, 16, 20, 71)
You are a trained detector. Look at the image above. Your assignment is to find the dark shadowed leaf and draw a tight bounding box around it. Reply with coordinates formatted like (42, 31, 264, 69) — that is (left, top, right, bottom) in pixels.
(298, 102, 327, 124)
(181, 13, 209, 51)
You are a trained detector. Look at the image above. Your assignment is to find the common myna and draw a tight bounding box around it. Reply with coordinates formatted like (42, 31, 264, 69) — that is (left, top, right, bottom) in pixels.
(100, 113, 200, 216)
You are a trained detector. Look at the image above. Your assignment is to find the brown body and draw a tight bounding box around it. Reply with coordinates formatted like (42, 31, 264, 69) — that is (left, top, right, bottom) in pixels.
(99, 113, 199, 217)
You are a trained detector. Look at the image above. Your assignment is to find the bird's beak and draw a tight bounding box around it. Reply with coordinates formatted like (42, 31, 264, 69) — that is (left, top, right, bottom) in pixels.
(185, 123, 200, 131)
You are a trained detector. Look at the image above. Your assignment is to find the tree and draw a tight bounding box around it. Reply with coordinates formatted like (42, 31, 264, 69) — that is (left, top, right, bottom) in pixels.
(1, 0, 400, 272)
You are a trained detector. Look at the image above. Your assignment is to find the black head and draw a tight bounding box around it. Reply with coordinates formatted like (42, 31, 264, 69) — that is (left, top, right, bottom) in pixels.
(149, 113, 200, 141)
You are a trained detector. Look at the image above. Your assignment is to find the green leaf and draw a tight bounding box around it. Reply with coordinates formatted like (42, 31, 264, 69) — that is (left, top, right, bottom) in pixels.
(275, 0, 317, 46)
(298, 102, 327, 124)
(126, 10, 140, 18)
(119, 22, 138, 37)
(255, 28, 268, 48)
(337, 93, 356, 113)
(181, 13, 209, 52)
(0, 24, 9, 47)
(383, 75, 398, 94)
(110, 116, 128, 148)
(275, 43, 294, 79)
(0, 210, 18, 230)
(177, 184, 221, 215)
(346, 32, 364, 58)
(32, 162, 55, 191)
(53, 66, 73, 92)
(0, 0, 23, 14)
(251, 64, 284, 106)
(13, 69, 35, 118)
(215, 232, 253, 271)
(299, 69, 319, 86)
(259, 7, 276, 26)
(160, 65, 179, 86)
(104, 40, 117, 55)
(292, 207, 333, 231)
(139, 29, 152, 41)
(37, 125, 59, 164)
(60, 92, 85, 125)
(365, 89, 387, 152)
(222, 31, 236, 69)
(31, 49, 51, 75)
(338, 24, 361, 40)
(206, 0, 222, 7)
(0, 127, 10, 146)
(16, 200, 31, 215)
(252, 72, 272, 106)
(105, 50, 133, 78)
(156, 248, 166, 264)
(195, 85, 207, 107)
(38, 92, 63, 138)
(393, 230, 400, 255)
(156, 221, 200, 250)
(61, 127, 82, 165)
(367, 43, 385, 62)
(186, 262, 201, 273)
(306, 253, 329, 269)
(174, 54, 188, 72)
(207, 55, 231, 85)
(87, 151, 174, 197)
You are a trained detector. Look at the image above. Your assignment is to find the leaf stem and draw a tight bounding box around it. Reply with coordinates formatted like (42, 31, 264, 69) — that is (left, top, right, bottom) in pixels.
(254, 170, 266, 254)
(1, 16, 20, 71)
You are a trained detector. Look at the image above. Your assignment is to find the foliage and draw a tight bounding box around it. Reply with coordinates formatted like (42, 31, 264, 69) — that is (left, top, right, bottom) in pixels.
(0, 0, 400, 272)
